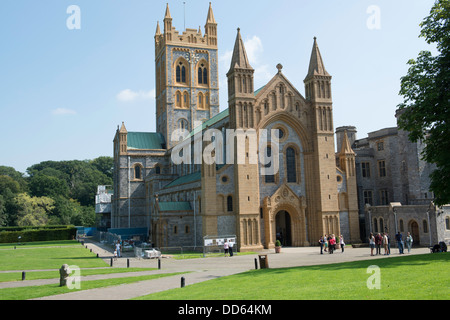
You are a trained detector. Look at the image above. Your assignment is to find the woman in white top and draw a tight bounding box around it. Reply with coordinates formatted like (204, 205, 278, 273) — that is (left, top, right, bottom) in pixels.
(369, 233, 375, 256)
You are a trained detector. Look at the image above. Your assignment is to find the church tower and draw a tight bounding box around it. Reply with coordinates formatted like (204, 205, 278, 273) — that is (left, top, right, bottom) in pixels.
(303, 37, 340, 241)
(154, 3, 220, 149)
(226, 28, 263, 252)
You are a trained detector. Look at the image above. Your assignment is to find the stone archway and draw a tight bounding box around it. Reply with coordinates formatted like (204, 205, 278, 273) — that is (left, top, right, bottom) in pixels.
(276, 210, 292, 246)
(409, 220, 420, 246)
(263, 184, 307, 248)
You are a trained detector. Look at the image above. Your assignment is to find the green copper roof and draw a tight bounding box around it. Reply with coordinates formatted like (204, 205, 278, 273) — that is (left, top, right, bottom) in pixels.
(163, 171, 201, 189)
(187, 108, 229, 139)
(158, 201, 192, 212)
(127, 132, 165, 150)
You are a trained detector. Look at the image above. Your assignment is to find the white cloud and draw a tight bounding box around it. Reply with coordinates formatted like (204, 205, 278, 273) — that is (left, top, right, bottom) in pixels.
(117, 89, 155, 102)
(52, 108, 77, 115)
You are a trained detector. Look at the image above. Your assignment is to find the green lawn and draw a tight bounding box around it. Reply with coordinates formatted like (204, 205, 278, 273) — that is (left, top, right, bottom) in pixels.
(0, 245, 108, 270)
(0, 272, 186, 300)
(135, 253, 450, 300)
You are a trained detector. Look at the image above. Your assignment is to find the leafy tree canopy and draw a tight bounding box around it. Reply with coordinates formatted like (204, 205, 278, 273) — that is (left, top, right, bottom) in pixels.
(397, 0, 450, 206)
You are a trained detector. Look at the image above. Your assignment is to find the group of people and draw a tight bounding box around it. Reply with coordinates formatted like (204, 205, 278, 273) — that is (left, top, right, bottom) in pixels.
(319, 234, 345, 254)
(223, 240, 234, 257)
(368, 231, 414, 256)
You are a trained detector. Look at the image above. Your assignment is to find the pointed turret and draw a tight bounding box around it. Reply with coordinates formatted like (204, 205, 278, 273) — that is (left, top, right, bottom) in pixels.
(206, 2, 216, 24)
(227, 28, 255, 129)
(305, 37, 330, 80)
(119, 122, 128, 155)
(228, 28, 252, 73)
(304, 37, 332, 102)
(204, 2, 217, 46)
(339, 130, 355, 156)
(164, 3, 171, 20)
(163, 3, 173, 41)
(155, 21, 161, 36)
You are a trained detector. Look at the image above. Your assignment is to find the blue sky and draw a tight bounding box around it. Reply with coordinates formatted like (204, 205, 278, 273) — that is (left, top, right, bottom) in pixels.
(0, 0, 436, 174)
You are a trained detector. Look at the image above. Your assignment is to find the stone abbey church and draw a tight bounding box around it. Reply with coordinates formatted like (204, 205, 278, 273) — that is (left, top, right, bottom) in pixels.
(112, 3, 361, 251)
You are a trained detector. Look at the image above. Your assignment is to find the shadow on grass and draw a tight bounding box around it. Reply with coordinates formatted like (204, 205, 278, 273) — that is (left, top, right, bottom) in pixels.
(237, 253, 449, 277)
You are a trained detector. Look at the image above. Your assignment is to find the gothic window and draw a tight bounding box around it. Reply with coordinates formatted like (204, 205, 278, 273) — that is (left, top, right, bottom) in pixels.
(183, 91, 189, 108)
(176, 60, 188, 84)
(198, 62, 208, 85)
(286, 147, 297, 183)
(134, 164, 143, 180)
(178, 119, 188, 131)
(198, 92, 204, 109)
(227, 195, 233, 212)
(176, 91, 182, 108)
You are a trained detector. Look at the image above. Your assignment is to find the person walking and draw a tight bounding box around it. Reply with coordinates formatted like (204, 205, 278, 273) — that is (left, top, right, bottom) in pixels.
(369, 233, 375, 256)
(339, 235, 345, 253)
(395, 232, 404, 254)
(405, 232, 413, 253)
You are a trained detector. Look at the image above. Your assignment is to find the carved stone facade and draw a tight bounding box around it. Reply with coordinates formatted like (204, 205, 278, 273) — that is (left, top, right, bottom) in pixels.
(111, 4, 361, 251)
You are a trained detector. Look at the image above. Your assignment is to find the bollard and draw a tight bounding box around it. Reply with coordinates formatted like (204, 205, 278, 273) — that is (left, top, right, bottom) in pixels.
(158, 258, 161, 270)
(110, 257, 113, 267)
(22, 271, 26, 281)
(181, 277, 185, 288)
(254, 258, 258, 270)
(127, 259, 130, 268)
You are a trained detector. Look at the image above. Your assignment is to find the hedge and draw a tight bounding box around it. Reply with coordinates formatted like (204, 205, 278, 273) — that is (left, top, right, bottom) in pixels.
(0, 225, 77, 243)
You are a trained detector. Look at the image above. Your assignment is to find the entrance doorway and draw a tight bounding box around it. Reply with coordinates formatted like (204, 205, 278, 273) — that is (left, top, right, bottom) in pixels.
(410, 221, 420, 246)
(276, 210, 292, 246)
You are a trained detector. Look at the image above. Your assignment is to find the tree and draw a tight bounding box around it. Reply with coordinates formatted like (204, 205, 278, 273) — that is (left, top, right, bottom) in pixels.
(397, 0, 450, 206)
(29, 174, 70, 199)
(15, 193, 55, 226)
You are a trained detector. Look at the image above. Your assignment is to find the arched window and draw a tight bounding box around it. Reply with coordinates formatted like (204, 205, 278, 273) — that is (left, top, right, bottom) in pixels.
(203, 67, 208, 85)
(181, 66, 186, 83)
(183, 91, 189, 108)
(176, 91, 182, 108)
(227, 196, 233, 212)
(286, 147, 297, 183)
(176, 65, 181, 83)
(134, 164, 142, 180)
(198, 92, 204, 109)
(178, 119, 188, 131)
(374, 218, 378, 233)
(176, 60, 188, 84)
(198, 62, 208, 85)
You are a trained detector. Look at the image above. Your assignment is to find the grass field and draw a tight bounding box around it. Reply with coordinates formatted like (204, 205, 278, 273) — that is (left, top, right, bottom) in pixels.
(0, 243, 108, 270)
(135, 253, 450, 300)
